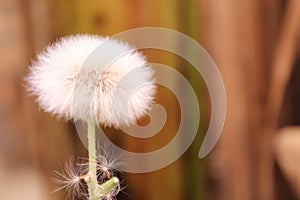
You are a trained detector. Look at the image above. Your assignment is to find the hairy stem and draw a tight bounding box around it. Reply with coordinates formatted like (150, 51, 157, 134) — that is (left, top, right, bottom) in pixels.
(87, 121, 97, 200)
(86, 121, 120, 199)
(96, 177, 120, 196)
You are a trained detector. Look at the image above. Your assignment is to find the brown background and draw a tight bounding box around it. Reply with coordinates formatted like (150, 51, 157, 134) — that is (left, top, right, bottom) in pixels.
(0, 0, 299, 199)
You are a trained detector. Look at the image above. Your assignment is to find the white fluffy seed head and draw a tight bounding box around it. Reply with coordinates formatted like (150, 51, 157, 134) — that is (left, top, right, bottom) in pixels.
(26, 34, 156, 128)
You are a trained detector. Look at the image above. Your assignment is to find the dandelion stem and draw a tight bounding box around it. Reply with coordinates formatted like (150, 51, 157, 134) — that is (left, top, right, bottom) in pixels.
(95, 177, 120, 196)
(86, 121, 120, 199)
(87, 120, 98, 200)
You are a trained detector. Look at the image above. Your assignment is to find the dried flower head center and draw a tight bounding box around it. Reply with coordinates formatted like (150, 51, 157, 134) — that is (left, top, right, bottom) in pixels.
(98, 70, 121, 92)
(77, 69, 121, 92)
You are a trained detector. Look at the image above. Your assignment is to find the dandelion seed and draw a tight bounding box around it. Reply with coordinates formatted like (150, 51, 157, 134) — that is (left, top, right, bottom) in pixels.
(97, 144, 124, 180)
(52, 160, 89, 200)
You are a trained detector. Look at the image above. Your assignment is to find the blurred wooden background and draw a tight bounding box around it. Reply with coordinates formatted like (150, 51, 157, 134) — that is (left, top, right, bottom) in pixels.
(0, 0, 299, 199)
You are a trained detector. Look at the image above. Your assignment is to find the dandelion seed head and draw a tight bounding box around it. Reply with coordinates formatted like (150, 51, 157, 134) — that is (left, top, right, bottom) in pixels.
(27, 34, 156, 127)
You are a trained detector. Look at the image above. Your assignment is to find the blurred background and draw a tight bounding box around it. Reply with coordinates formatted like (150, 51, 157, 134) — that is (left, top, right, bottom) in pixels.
(0, 0, 299, 199)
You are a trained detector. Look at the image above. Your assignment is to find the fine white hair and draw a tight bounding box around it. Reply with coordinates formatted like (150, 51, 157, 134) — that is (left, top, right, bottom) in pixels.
(27, 34, 156, 128)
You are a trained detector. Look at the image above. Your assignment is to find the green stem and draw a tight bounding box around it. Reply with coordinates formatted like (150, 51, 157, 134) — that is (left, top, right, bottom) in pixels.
(95, 177, 120, 196)
(87, 121, 97, 200)
(86, 121, 119, 199)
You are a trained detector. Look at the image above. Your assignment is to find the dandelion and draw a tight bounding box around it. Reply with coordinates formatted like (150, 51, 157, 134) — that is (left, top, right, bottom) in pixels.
(26, 34, 156, 128)
(26, 34, 156, 200)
